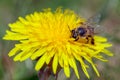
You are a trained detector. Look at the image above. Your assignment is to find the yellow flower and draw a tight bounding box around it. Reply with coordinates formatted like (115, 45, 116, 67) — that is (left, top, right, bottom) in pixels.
(3, 7, 113, 79)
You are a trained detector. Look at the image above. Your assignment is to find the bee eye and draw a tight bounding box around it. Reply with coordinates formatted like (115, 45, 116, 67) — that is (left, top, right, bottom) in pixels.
(71, 30, 78, 38)
(78, 27, 86, 36)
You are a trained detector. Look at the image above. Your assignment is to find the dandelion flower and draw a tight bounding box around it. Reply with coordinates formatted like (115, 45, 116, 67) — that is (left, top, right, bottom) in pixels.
(3, 8, 113, 79)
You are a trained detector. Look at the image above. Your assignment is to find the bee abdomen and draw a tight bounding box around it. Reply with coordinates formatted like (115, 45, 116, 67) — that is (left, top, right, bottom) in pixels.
(86, 35, 94, 45)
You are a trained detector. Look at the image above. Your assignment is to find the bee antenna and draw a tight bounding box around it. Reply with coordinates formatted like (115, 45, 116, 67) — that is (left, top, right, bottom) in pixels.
(67, 25, 71, 32)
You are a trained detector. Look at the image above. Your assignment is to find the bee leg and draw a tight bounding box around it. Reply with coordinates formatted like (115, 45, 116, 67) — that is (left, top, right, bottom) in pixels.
(91, 38, 94, 45)
(75, 37, 79, 41)
(86, 37, 89, 43)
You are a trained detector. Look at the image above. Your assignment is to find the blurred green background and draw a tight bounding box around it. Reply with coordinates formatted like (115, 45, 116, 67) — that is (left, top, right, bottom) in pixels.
(0, 0, 120, 80)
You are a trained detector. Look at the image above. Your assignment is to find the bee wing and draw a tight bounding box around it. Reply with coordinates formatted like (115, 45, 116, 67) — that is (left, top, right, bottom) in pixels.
(86, 14, 105, 34)
(94, 25, 104, 34)
(87, 14, 101, 24)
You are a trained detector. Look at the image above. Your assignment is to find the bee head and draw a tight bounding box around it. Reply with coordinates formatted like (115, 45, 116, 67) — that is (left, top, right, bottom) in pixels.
(71, 30, 78, 38)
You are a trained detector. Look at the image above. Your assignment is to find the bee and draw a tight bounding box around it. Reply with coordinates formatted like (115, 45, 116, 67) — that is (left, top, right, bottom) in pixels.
(70, 14, 101, 45)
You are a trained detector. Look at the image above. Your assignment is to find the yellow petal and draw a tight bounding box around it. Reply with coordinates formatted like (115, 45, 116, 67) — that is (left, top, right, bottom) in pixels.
(3, 30, 28, 40)
(102, 49, 113, 56)
(52, 54, 58, 74)
(68, 57, 80, 79)
(64, 64, 70, 78)
(63, 54, 70, 78)
(59, 54, 63, 67)
(20, 48, 36, 61)
(94, 55, 108, 62)
(58, 47, 64, 67)
(31, 48, 46, 60)
(35, 54, 47, 71)
(46, 50, 55, 64)
(8, 46, 20, 57)
(9, 23, 27, 34)
(19, 17, 29, 25)
(13, 52, 23, 61)
(79, 57, 90, 78)
(84, 56, 100, 77)
(94, 36, 107, 42)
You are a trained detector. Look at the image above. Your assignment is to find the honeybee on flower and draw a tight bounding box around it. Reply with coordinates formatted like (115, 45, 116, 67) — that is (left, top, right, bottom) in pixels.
(70, 14, 101, 45)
